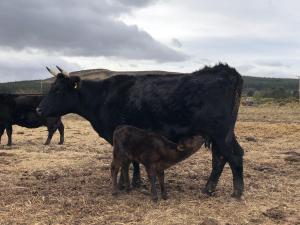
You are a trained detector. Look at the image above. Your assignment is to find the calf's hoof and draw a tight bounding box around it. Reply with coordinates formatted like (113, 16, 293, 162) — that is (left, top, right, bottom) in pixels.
(131, 178, 142, 189)
(58, 141, 64, 145)
(125, 187, 132, 193)
(161, 193, 168, 200)
(118, 182, 125, 190)
(44, 141, 50, 145)
(7, 143, 12, 146)
(231, 190, 243, 200)
(151, 196, 158, 202)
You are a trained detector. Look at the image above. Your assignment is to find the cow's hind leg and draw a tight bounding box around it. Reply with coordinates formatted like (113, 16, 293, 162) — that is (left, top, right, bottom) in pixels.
(203, 141, 226, 195)
(226, 136, 244, 199)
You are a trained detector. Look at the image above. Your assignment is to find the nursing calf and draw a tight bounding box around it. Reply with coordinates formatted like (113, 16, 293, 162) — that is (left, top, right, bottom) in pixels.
(111, 125, 205, 201)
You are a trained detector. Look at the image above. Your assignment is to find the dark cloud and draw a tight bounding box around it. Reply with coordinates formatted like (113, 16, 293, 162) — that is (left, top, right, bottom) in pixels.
(0, 0, 186, 62)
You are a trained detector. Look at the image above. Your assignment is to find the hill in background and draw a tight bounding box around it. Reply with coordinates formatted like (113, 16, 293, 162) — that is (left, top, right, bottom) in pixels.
(0, 68, 298, 101)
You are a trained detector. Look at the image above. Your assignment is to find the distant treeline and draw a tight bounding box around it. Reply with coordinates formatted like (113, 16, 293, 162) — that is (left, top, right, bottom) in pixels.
(242, 76, 298, 101)
(0, 76, 298, 101)
(0, 80, 51, 94)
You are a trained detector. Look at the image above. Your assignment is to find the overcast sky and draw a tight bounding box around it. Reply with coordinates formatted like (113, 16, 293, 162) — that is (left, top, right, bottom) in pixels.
(0, 0, 299, 82)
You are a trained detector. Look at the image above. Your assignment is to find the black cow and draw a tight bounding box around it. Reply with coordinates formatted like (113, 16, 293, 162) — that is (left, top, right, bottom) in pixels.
(0, 94, 64, 146)
(37, 64, 244, 198)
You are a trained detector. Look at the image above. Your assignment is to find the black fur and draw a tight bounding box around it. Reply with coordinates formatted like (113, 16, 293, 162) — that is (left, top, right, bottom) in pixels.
(0, 94, 64, 146)
(38, 64, 244, 197)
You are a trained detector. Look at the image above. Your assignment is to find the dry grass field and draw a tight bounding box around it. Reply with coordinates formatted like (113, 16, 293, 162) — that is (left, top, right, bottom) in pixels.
(0, 104, 299, 225)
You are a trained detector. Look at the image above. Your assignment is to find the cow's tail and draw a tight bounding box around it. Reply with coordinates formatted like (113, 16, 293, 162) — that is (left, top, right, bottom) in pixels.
(225, 74, 243, 143)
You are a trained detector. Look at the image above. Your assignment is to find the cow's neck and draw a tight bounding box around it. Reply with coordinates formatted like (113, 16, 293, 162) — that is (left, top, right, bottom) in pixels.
(74, 80, 106, 128)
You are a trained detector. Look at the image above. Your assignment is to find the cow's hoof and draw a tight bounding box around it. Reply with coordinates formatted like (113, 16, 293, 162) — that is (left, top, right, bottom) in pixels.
(58, 142, 64, 145)
(112, 191, 118, 197)
(44, 142, 50, 145)
(201, 187, 215, 196)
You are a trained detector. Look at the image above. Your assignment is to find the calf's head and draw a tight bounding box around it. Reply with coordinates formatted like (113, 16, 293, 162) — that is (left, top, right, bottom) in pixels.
(37, 66, 81, 117)
(177, 136, 205, 151)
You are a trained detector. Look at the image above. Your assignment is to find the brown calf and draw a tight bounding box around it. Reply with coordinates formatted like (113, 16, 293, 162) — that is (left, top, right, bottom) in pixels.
(111, 125, 204, 201)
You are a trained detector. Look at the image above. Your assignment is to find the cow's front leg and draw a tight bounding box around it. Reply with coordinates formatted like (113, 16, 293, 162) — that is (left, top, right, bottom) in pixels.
(6, 124, 13, 146)
(0, 125, 5, 145)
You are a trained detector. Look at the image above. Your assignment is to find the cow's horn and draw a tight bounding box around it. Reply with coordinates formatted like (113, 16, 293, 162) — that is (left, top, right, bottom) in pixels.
(46, 67, 58, 77)
(56, 66, 70, 77)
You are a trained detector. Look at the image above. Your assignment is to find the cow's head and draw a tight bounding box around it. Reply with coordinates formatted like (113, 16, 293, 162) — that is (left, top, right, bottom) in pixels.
(37, 66, 81, 117)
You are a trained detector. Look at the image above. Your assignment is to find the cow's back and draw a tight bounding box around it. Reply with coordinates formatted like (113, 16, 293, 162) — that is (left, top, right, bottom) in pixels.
(98, 67, 242, 143)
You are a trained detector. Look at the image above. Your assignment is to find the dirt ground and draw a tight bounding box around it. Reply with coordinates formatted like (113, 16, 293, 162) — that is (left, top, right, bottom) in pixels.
(0, 104, 299, 225)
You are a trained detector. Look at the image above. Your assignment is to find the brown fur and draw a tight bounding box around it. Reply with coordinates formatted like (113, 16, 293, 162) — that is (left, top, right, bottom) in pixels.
(111, 125, 204, 201)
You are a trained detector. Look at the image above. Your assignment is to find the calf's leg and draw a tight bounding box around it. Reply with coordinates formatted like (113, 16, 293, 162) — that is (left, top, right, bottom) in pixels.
(146, 166, 158, 202)
(157, 170, 167, 200)
(122, 163, 131, 192)
(111, 159, 120, 196)
(132, 161, 141, 188)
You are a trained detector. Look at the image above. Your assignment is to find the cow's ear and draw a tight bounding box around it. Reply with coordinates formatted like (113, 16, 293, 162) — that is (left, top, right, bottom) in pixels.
(70, 76, 81, 90)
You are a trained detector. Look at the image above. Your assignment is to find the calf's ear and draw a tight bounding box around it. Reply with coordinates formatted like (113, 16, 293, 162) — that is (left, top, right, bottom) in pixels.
(70, 76, 81, 90)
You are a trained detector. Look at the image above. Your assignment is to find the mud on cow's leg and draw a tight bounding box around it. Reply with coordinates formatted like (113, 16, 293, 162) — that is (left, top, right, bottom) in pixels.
(132, 161, 141, 188)
(203, 142, 226, 195)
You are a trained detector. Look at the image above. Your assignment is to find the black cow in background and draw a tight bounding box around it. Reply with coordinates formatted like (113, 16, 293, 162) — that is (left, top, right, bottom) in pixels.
(0, 94, 64, 146)
(37, 64, 244, 198)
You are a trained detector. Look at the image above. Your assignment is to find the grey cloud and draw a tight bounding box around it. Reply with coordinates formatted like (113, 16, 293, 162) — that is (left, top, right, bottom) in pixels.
(185, 36, 299, 57)
(0, 54, 79, 82)
(171, 38, 182, 48)
(254, 60, 291, 68)
(115, 0, 158, 8)
(0, 0, 186, 62)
